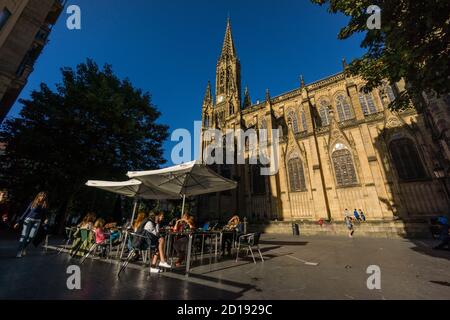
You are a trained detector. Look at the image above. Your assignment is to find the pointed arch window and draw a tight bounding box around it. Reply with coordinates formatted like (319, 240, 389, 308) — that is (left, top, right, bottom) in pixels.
(288, 154, 307, 192)
(204, 115, 210, 127)
(389, 138, 426, 181)
(359, 93, 377, 115)
(332, 144, 358, 187)
(300, 110, 308, 132)
(287, 110, 299, 134)
(319, 99, 330, 126)
(380, 83, 396, 104)
(260, 118, 267, 130)
(335, 94, 354, 121)
(229, 102, 234, 115)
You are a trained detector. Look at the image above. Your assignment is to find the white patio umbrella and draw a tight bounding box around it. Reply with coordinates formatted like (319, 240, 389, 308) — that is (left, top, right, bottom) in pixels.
(127, 160, 238, 215)
(86, 179, 180, 259)
(86, 179, 179, 224)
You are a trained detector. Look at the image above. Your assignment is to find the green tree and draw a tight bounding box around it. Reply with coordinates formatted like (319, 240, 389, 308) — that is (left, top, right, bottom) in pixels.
(0, 59, 169, 228)
(311, 0, 450, 109)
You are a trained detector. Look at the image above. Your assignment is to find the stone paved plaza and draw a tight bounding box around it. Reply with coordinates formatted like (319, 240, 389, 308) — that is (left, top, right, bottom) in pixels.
(0, 231, 449, 300)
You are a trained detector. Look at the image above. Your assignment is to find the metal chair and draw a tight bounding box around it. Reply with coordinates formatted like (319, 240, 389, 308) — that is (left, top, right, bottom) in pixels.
(58, 227, 77, 254)
(80, 229, 113, 263)
(70, 228, 92, 257)
(235, 232, 264, 264)
(117, 232, 156, 277)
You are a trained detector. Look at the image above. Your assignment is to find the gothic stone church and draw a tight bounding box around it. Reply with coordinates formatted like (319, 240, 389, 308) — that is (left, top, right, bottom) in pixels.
(197, 19, 449, 223)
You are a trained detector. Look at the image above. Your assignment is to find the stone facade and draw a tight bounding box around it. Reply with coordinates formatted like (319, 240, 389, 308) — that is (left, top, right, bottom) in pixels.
(0, 0, 63, 123)
(197, 19, 450, 226)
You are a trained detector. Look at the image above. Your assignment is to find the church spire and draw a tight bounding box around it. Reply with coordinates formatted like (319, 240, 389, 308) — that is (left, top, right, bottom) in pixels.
(243, 86, 252, 108)
(203, 81, 212, 106)
(220, 17, 237, 59)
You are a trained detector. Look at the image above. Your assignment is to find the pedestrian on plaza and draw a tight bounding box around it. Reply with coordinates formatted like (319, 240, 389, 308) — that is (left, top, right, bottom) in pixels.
(353, 209, 361, 221)
(344, 208, 350, 218)
(359, 209, 366, 222)
(344, 209, 354, 238)
(14, 192, 49, 258)
(433, 215, 449, 251)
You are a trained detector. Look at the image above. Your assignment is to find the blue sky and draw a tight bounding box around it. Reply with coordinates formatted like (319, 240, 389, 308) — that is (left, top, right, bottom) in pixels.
(7, 0, 365, 165)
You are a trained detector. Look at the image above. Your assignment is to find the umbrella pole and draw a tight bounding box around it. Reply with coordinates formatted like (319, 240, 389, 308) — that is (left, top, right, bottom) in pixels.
(130, 198, 139, 225)
(181, 194, 186, 215)
(120, 198, 138, 260)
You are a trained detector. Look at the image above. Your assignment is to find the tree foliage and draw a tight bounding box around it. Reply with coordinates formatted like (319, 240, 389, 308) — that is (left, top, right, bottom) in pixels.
(0, 59, 169, 222)
(312, 0, 450, 109)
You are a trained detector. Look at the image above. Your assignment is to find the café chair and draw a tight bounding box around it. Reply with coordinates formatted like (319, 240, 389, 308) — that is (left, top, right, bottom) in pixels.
(117, 232, 156, 277)
(235, 232, 264, 264)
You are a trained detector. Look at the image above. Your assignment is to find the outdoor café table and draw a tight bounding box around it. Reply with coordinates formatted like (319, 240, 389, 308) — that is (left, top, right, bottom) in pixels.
(163, 230, 221, 276)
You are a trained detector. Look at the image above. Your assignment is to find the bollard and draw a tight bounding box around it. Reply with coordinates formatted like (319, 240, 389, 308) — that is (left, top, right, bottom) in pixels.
(292, 223, 299, 236)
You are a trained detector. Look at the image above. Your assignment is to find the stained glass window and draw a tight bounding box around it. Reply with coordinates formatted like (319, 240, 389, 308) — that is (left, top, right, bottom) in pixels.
(336, 94, 354, 121)
(332, 147, 358, 187)
(288, 155, 307, 192)
(389, 138, 426, 181)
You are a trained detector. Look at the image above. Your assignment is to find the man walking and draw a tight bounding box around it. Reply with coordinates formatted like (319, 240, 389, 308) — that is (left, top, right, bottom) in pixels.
(353, 209, 361, 221)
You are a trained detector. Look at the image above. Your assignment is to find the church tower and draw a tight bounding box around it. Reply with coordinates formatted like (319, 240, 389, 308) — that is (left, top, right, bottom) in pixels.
(215, 18, 241, 125)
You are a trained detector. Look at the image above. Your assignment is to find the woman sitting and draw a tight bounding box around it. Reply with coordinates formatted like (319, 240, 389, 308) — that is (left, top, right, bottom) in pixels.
(127, 212, 148, 252)
(93, 218, 109, 257)
(222, 214, 241, 257)
(70, 212, 96, 256)
(172, 211, 195, 267)
(143, 211, 171, 272)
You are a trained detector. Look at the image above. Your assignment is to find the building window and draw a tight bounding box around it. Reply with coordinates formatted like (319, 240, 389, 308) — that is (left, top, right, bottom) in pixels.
(380, 83, 396, 104)
(251, 165, 266, 195)
(287, 110, 299, 133)
(319, 100, 330, 126)
(260, 118, 267, 130)
(389, 138, 426, 181)
(359, 93, 377, 115)
(0, 8, 11, 30)
(204, 115, 209, 127)
(288, 155, 307, 192)
(332, 144, 358, 187)
(300, 110, 307, 132)
(336, 94, 353, 122)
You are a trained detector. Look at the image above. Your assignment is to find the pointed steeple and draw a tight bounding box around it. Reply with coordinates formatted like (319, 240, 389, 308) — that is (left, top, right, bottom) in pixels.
(220, 17, 237, 59)
(203, 81, 212, 106)
(300, 75, 305, 89)
(265, 88, 271, 102)
(243, 86, 252, 108)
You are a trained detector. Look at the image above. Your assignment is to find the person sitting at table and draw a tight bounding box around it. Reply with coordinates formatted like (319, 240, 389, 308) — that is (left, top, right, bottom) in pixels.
(69, 212, 96, 256)
(143, 211, 171, 270)
(221, 214, 241, 257)
(104, 218, 120, 244)
(93, 218, 109, 257)
(172, 212, 196, 267)
(133, 212, 147, 232)
(127, 212, 148, 252)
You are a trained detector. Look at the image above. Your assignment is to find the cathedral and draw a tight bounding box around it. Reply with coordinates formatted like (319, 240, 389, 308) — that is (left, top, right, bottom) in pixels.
(197, 19, 450, 224)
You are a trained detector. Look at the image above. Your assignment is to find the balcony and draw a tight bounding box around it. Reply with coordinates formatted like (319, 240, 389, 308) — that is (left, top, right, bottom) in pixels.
(34, 25, 50, 45)
(45, 0, 66, 25)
